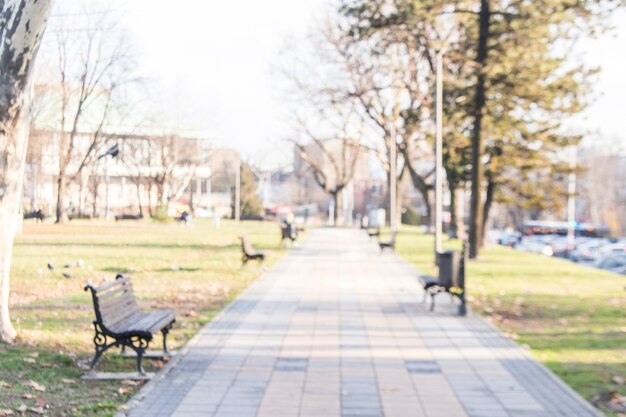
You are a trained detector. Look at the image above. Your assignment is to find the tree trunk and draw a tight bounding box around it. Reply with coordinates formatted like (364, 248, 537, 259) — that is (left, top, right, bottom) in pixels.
(55, 176, 68, 223)
(481, 177, 496, 248)
(0, 0, 55, 342)
(402, 148, 433, 228)
(147, 181, 154, 217)
(469, 0, 490, 259)
(449, 182, 459, 239)
(135, 180, 144, 217)
(91, 171, 99, 218)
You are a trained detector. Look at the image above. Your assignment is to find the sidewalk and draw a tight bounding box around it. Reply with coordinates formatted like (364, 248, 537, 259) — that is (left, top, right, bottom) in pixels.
(123, 228, 601, 417)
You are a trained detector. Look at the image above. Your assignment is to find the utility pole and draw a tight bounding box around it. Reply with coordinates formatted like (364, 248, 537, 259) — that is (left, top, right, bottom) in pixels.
(567, 147, 577, 250)
(235, 157, 241, 222)
(434, 46, 445, 257)
(390, 127, 397, 234)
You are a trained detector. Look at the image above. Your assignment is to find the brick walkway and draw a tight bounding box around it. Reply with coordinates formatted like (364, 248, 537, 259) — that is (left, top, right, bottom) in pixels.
(123, 228, 601, 417)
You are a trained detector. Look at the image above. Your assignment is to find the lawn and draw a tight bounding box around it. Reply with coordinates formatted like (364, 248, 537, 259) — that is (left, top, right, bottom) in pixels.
(0, 219, 286, 417)
(393, 226, 626, 416)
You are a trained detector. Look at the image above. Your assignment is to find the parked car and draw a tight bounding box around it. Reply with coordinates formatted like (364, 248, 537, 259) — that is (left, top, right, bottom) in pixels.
(517, 237, 555, 257)
(569, 239, 609, 263)
(595, 254, 626, 273)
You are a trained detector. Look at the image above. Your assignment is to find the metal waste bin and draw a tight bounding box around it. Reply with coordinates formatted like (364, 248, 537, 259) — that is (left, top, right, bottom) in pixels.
(437, 250, 461, 288)
(436, 249, 467, 316)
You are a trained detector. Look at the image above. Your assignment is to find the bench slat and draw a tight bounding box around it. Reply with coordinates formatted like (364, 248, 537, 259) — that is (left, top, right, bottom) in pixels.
(97, 283, 135, 302)
(93, 276, 131, 293)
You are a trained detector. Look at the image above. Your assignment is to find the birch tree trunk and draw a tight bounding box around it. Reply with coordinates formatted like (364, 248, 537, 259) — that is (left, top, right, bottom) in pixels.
(0, 0, 54, 342)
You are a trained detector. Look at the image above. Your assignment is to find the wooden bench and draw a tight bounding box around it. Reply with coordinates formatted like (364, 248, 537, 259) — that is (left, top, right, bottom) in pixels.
(378, 233, 396, 252)
(280, 223, 298, 244)
(23, 209, 45, 222)
(115, 213, 143, 221)
(419, 247, 467, 316)
(240, 235, 265, 265)
(84, 274, 176, 375)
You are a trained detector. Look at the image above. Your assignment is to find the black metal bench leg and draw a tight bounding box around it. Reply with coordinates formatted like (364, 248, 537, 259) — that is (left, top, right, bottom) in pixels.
(128, 340, 148, 375)
(89, 323, 116, 373)
(161, 326, 171, 353)
(458, 293, 467, 316)
(430, 292, 436, 312)
(136, 349, 146, 375)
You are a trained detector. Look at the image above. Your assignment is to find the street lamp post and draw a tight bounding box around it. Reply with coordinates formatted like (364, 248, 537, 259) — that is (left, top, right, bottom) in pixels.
(434, 46, 445, 260)
(235, 157, 241, 222)
(98, 144, 119, 220)
(390, 127, 397, 234)
(567, 147, 577, 250)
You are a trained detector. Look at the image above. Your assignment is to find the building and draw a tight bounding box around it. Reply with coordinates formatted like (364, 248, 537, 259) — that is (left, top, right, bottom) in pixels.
(23, 128, 240, 219)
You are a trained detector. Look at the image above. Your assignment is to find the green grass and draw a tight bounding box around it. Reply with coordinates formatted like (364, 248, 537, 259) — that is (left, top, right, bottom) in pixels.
(393, 226, 626, 416)
(0, 219, 287, 416)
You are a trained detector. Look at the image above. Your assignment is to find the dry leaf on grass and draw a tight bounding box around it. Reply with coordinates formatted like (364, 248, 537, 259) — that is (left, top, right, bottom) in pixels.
(29, 353, 39, 358)
(0, 381, 10, 388)
(22, 393, 35, 399)
(27, 380, 46, 392)
(16, 405, 27, 413)
(61, 379, 75, 384)
(29, 407, 45, 415)
(23, 358, 36, 364)
(613, 376, 625, 386)
(0, 410, 14, 416)
(118, 387, 133, 395)
(121, 380, 140, 386)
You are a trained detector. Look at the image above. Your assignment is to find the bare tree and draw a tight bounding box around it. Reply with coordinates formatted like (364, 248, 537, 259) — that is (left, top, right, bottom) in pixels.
(281, 20, 436, 226)
(0, 0, 54, 342)
(34, 6, 136, 222)
(292, 106, 363, 224)
(147, 135, 211, 215)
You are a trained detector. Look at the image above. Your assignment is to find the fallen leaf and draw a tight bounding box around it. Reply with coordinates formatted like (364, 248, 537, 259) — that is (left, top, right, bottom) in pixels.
(17, 405, 27, 413)
(61, 379, 75, 384)
(27, 380, 46, 392)
(118, 387, 132, 395)
(39, 363, 53, 368)
(29, 407, 45, 415)
(0, 381, 9, 388)
(121, 380, 140, 386)
(29, 353, 39, 358)
(613, 376, 625, 386)
(23, 358, 36, 364)
(0, 409, 15, 416)
(22, 393, 35, 399)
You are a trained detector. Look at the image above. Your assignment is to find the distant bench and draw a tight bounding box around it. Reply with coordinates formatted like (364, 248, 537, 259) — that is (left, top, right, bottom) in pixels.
(84, 274, 176, 375)
(115, 213, 143, 221)
(378, 233, 396, 252)
(280, 223, 298, 244)
(240, 235, 265, 265)
(419, 247, 467, 316)
(23, 209, 45, 222)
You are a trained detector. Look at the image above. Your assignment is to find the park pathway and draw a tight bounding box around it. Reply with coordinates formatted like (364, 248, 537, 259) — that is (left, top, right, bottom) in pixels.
(124, 228, 601, 417)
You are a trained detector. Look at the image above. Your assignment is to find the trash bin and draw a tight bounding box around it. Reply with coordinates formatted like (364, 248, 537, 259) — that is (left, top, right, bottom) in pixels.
(436, 249, 467, 316)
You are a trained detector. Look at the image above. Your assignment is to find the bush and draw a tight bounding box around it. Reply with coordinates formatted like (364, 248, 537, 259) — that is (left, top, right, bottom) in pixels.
(401, 207, 422, 226)
(152, 203, 170, 223)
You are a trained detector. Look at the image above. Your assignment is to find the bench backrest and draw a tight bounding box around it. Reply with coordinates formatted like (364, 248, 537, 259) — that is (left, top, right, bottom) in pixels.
(84, 276, 142, 331)
(241, 235, 255, 255)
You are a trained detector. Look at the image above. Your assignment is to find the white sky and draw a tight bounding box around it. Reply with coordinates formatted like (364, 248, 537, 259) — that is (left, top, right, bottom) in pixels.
(53, 1, 626, 166)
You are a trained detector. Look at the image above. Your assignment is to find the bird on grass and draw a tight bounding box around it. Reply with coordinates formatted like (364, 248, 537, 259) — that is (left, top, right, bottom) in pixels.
(47, 263, 54, 270)
(62, 272, 72, 279)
